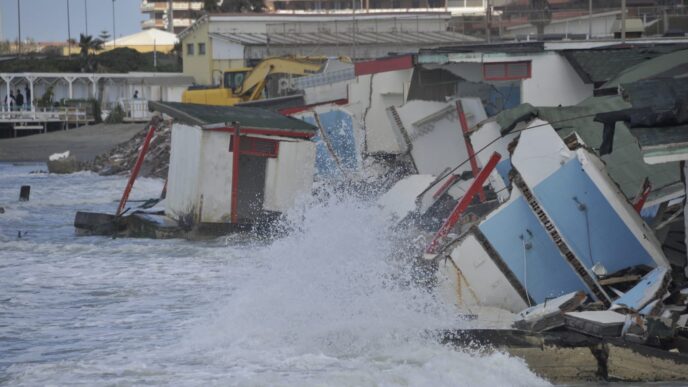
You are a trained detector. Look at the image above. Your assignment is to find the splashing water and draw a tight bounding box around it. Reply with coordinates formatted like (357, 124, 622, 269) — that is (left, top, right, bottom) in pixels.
(0, 163, 548, 386)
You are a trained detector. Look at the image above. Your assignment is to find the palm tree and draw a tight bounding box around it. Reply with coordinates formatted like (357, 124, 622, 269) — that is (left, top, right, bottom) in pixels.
(205, 0, 265, 13)
(78, 34, 104, 72)
(203, 0, 220, 12)
(221, 0, 266, 12)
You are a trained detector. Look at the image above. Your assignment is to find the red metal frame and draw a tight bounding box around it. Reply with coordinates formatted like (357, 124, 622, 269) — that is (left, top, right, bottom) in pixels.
(432, 174, 459, 200)
(354, 55, 414, 76)
(207, 126, 316, 139)
(116, 122, 158, 216)
(632, 178, 652, 213)
(230, 136, 280, 158)
(278, 98, 348, 116)
(229, 134, 282, 223)
(425, 152, 501, 255)
(456, 100, 486, 202)
(482, 61, 532, 81)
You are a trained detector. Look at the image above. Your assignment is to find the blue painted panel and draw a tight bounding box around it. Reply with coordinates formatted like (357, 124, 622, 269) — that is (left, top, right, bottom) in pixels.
(613, 267, 668, 311)
(301, 110, 358, 176)
(479, 197, 591, 303)
(495, 158, 512, 188)
(533, 158, 656, 274)
(486, 82, 522, 116)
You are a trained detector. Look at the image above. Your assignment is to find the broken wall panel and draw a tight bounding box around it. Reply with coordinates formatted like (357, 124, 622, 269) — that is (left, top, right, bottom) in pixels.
(263, 140, 317, 213)
(199, 130, 234, 222)
(612, 267, 671, 312)
(512, 124, 670, 275)
(478, 186, 593, 304)
(533, 156, 659, 273)
(348, 70, 413, 155)
(444, 232, 530, 313)
(377, 174, 437, 222)
(393, 100, 472, 176)
(298, 109, 360, 175)
(166, 124, 204, 221)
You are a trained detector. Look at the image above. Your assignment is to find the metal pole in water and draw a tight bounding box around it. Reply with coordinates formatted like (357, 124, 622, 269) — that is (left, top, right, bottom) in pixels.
(19, 185, 30, 201)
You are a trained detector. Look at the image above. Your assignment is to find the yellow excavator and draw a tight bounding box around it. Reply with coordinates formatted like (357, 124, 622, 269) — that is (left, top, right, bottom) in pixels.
(182, 57, 329, 107)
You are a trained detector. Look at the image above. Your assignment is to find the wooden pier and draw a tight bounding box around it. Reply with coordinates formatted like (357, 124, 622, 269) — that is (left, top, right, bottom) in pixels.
(0, 108, 92, 137)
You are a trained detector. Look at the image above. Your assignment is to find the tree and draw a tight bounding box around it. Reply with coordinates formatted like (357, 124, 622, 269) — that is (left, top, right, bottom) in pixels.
(221, 0, 266, 12)
(78, 34, 104, 72)
(0, 40, 11, 55)
(205, 0, 265, 13)
(203, 0, 221, 12)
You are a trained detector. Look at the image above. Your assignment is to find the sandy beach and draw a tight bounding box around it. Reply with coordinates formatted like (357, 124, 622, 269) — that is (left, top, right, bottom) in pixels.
(0, 123, 145, 162)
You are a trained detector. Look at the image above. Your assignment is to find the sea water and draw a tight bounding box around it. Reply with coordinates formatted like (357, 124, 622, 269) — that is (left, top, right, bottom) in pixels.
(0, 163, 548, 386)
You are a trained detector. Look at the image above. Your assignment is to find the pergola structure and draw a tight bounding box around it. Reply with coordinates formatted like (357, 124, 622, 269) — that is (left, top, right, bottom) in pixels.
(1, 72, 193, 112)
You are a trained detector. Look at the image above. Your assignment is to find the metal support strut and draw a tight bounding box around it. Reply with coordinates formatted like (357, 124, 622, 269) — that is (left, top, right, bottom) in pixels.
(116, 116, 161, 216)
(425, 152, 501, 255)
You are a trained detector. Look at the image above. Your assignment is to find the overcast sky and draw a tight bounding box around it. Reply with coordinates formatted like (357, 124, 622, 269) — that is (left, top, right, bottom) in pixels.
(1, 0, 145, 42)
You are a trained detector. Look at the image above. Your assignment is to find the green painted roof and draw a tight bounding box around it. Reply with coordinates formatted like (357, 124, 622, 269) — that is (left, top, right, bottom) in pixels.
(562, 45, 688, 84)
(603, 49, 688, 88)
(149, 101, 317, 133)
(492, 96, 682, 202)
(618, 78, 688, 162)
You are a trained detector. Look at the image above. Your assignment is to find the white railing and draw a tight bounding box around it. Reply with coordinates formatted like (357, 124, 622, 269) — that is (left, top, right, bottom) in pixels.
(119, 99, 153, 122)
(141, 19, 164, 29)
(0, 107, 91, 124)
(140, 1, 204, 12)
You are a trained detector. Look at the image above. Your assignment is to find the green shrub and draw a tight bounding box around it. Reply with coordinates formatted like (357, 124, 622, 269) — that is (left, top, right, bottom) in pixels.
(105, 104, 125, 124)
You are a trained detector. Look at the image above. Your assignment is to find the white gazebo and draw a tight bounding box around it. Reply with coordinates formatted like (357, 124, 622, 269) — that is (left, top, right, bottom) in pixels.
(104, 29, 178, 53)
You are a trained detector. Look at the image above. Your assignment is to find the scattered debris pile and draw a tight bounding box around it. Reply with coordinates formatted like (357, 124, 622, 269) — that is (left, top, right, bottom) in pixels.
(86, 119, 172, 179)
(374, 109, 688, 381)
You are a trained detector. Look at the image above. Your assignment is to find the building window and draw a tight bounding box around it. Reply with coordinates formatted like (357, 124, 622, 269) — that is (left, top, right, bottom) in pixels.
(483, 61, 531, 81)
(186, 43, 194, 56)
(230, 136, 279, 158)
(198, 43, 206, 56)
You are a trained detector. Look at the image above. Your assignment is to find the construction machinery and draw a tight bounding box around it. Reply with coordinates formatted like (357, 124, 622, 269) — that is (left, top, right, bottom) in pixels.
(181, 57, 328, 106)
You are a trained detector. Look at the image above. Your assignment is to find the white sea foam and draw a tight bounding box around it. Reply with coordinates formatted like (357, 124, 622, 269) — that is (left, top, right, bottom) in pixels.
(0, 163, 549, 386)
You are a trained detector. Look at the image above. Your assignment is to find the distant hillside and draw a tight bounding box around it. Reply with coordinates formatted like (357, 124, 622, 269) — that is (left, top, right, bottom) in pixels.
(0, 48, 181, 73)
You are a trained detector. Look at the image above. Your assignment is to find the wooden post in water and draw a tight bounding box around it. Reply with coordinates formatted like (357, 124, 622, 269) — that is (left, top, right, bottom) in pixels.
(19, 185, 30, 201)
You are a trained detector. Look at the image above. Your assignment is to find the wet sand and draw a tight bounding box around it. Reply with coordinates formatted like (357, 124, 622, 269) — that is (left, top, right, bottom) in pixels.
(0, 123, 145, 162)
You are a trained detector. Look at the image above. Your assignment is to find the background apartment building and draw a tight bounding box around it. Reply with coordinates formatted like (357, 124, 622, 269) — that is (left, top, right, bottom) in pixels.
(141, 0, 205, 33)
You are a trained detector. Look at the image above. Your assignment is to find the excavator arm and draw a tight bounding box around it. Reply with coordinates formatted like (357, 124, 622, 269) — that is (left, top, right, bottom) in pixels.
(235, 57, 325, 101)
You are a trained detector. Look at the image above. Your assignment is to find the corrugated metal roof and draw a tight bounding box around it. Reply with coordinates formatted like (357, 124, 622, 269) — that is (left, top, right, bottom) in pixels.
(149, 101, 317, 133)
(211, 30, 479, 46)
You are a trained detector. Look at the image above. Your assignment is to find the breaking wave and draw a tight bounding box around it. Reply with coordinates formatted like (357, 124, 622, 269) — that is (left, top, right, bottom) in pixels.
(0, 164, 548, 386)
(174, 186, 549, 386)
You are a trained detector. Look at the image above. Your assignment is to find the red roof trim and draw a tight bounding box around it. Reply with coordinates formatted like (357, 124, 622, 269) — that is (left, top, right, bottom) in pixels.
(354, 55, 414, 76)
(207, 127, 316, 139)
(278, 98, 349, 115)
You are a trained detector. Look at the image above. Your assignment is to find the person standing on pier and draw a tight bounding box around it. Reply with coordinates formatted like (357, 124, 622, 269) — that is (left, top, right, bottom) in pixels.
(25, 85, 31, 108)
(15, 89, 24, 111)
(4, 91, 15, 111)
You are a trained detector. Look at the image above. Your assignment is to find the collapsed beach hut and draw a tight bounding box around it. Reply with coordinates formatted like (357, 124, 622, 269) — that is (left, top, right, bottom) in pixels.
(74, 102, 318, 238)
(152, 101, 318, 231)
